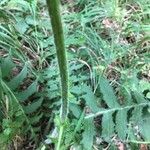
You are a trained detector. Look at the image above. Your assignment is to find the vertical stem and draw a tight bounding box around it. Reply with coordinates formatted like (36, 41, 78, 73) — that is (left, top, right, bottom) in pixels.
(46, 0, 69, 122)
(46, 1, 69, 149)
(56, 125, 64, 150)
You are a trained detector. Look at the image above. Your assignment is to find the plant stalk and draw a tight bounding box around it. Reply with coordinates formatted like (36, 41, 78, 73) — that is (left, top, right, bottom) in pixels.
(46, 0, 69, 148)
(46, 0, 69, 122)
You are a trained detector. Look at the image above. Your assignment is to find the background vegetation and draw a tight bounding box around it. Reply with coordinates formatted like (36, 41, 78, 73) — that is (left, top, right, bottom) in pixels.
(0, 0, 150, 149)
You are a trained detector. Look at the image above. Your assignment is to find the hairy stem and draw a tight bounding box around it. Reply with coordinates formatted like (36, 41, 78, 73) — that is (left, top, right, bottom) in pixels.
(46, 0, 69, 122)
(46, 1, 69, 149)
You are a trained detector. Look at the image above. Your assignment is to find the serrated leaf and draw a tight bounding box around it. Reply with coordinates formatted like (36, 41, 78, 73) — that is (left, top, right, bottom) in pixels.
(121, 87, 133, 105)
(116, 109, 128, 140)
(7, 65, 28, 90)
(70, 85, 85, 95)
(132, 90, 146, 103)
(82, 118, 95, 150)
(127, 124, 137, 141)
(23, 98, 43, 114)
(139, 117, 150, 141)
(29, 113, 43, 124)
(69, 63, 84, 72)
(130, 106, 143, 123)
(73, 110, 85, 135)
(16, 81, 37, 101)
(82, 85, 100, 113)
(102, 112, 114, 140)
(99, 77, 120, 108)
(69, 103, 82, 118)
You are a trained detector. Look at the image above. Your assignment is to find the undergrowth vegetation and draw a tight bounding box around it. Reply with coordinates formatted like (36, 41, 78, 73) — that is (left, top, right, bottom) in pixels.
(0, 0, 150, 149)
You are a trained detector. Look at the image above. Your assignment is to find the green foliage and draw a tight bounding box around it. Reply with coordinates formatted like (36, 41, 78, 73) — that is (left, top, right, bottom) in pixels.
(116, 109, 128, 140)
(0, 0, 150, 149)
(46, 0, 69, 122)
(85, 76, 150, 143)
(0, 56, 42, 147)
(82, 118, 95, 150)
(101, 112, 115, 140)
(99, 77, 120, 108)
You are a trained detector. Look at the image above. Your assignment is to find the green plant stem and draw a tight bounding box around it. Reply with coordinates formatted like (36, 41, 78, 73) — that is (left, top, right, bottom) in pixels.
(85, 102, 150, 119)
(46, 0, 69, 149)
(46, 0, 69, 122)
(56, 125, 64, 150)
